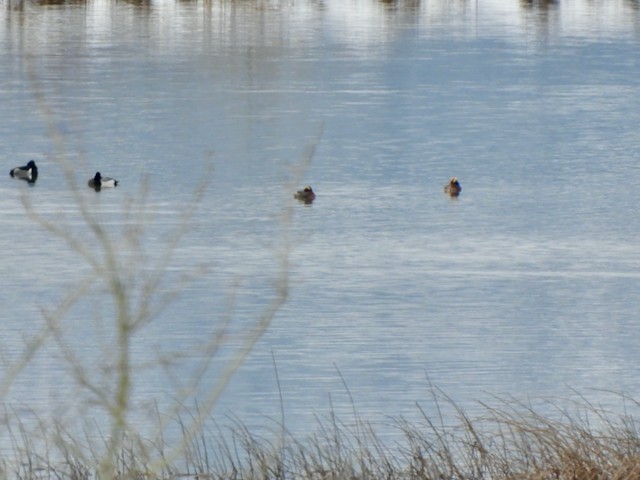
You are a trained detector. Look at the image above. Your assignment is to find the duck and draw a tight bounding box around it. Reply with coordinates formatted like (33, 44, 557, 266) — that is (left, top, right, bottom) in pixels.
(10, 160, 38, 184)
(89, 172, 118, 191)
(444, 177, 461, 197)
(294, 185, 316, 203)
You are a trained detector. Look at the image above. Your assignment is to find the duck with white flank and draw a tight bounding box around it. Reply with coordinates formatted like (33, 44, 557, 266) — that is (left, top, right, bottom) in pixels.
(10, 160, 38, 184)
(89, 172, 118, 191)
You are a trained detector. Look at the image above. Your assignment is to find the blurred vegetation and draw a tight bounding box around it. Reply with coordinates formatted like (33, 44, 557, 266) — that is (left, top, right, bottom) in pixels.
(3, 388, 640, 478)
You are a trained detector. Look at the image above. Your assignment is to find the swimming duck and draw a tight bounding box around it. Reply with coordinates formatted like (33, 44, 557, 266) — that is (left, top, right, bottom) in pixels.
(89, 172, 118, 191)
(444, 177, 461, 196)
(294, 185, 316, 203)
(10, 160, 38, 184)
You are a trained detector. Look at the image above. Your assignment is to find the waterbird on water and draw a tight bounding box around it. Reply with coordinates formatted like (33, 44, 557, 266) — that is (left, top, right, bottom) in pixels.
(294, 185, 316, 203)
(89, 172, 118, 191)
(10, 160, 38, 184)
(444, 177, 461, 197)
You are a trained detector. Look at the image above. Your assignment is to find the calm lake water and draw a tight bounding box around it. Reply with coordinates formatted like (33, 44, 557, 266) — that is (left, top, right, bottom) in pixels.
(1, 0, 640, 450)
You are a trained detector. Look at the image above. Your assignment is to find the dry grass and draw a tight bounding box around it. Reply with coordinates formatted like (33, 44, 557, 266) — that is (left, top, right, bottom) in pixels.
(1, 389, 640, 479)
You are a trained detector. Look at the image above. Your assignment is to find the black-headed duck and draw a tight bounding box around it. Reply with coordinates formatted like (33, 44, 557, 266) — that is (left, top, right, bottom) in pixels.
(89, 172, 118, 191)
(10, 160, 38, 184)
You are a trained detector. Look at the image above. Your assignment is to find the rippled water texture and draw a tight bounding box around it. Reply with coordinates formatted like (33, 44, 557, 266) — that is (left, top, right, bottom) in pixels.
(1, 0, 640, 443)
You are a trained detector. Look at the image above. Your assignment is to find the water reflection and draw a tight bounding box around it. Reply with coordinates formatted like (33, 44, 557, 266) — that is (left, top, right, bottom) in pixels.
(36, 0, 87, 5)
(627, 0, 640, 11)
(119, 0, 152, 7)
(520, 0, 558, 10)
(2, 0, 639, 47)
(378, 0, 421, 10)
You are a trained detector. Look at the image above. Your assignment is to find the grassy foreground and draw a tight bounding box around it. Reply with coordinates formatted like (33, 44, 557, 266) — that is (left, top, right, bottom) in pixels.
(3, 390, 640, 479)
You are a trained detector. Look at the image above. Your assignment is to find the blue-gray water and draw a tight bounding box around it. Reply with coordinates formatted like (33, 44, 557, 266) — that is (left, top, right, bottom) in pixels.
(1, 0, 640, 448)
